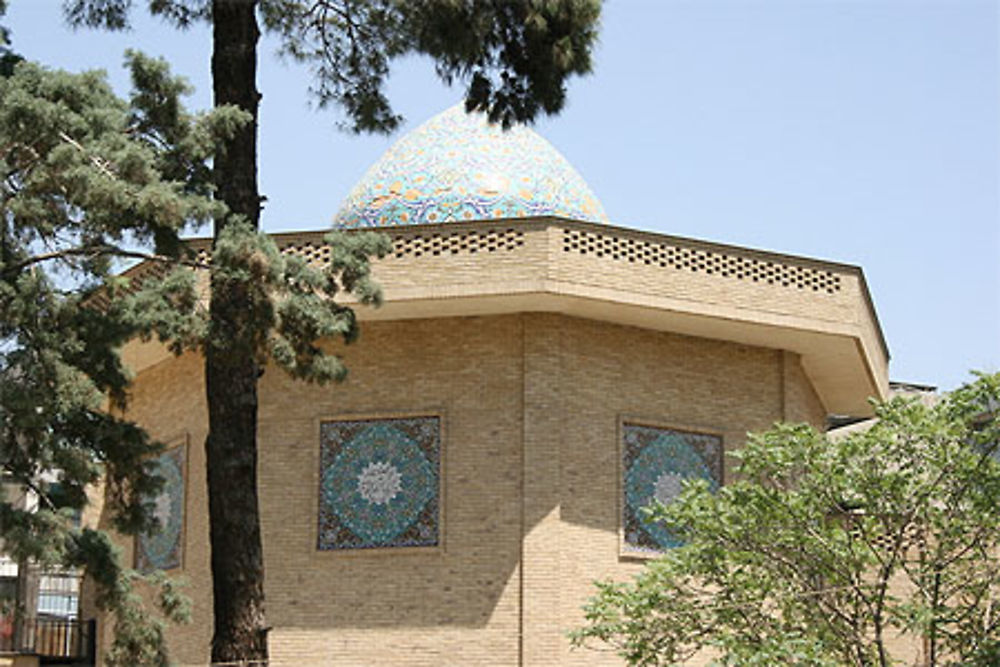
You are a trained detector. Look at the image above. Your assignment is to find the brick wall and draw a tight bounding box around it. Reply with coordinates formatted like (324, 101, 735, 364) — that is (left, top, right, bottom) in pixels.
(259, 315, 524, 666)
(91, 351, 212, 667)
(95, 313, 828, 666)
(544, 315, 793, 666)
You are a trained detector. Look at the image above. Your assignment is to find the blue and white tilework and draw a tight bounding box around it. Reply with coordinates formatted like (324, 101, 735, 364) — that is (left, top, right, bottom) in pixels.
(318, 416, 440, 550)
(136, 445, 186, 572)
(623, 424, 722, 552)
(333, 104, 608, 227)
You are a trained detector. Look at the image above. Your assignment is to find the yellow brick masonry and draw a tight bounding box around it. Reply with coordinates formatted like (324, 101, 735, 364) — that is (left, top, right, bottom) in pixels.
(521, 314, 566, 664)
(553, 316, 789, 666)
(91, 351, 212, 666)
(259, 315, 524, 666)
(269, 219, 889, 414)
(93, 312, 833, 666)
(128, 219, 887, 416)
(263, 219, 875, 340)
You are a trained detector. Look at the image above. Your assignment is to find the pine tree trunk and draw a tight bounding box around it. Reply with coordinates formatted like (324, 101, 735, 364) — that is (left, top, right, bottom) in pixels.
(206, 0, 268, 663)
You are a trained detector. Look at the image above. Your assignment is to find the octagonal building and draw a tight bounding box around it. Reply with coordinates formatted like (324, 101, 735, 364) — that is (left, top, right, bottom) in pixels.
(99, 105, 889, 666)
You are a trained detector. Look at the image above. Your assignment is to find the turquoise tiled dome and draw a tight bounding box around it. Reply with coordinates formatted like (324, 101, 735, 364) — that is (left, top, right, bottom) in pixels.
(333, 104, 608, 227)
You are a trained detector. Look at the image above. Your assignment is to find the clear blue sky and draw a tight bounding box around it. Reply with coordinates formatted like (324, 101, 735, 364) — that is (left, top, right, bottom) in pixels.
(5, 0, 998, 391)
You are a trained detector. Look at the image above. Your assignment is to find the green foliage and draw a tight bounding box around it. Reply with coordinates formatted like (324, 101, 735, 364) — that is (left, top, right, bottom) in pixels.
(266, 228, 390, 382)
(0, 55, 236, 664)
(573, 372, 1000, 667)
(69, 530, 191, 667)
(205, 221, 390, 382)
(263, 0, 601, 131)
(397, 0, 600, 128)
(64, 0, 602, 132)
(0, 0, 22, 77)
(1, 49, 390, 663)
(57, 1, 599, 661)
(1, 57, 228, 267)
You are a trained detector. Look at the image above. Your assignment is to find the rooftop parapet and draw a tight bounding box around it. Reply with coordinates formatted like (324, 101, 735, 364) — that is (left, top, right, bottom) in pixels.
(124, 217, 889, 417)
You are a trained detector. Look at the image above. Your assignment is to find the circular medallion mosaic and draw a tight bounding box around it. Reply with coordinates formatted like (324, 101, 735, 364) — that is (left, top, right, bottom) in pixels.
(333, 104, 608, 227)
(625, 430, 719, 550)
(320, 420, 438, 548)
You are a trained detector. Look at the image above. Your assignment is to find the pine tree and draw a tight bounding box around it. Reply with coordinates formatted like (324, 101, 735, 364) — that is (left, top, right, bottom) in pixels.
(0, 1, 21, 76)
(0, 44, 240, 663)
(63, 0, 602, 662)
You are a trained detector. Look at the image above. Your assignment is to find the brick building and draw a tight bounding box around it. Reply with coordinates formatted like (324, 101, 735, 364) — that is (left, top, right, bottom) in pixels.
(89, 105, 889, 665)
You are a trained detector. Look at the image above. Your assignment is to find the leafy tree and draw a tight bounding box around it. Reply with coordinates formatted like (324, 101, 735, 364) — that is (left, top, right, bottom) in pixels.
(0, 34, 384, 667)
(573, 372, 1000, 667)
(0, 47, 234, 663)
(62, 0, 602, 663)
(0, 1, 22, 76)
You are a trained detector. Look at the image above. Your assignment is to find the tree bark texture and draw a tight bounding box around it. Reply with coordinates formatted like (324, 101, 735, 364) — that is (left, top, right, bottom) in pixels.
(206, 0, 267, 663)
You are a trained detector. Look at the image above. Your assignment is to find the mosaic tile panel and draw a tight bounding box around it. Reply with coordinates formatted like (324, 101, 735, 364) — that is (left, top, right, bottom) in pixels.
(333, 104, 608, 228)
(136, 445, 186, 572)
(318, 416, 440, 550)
(623, 424, 722, 552)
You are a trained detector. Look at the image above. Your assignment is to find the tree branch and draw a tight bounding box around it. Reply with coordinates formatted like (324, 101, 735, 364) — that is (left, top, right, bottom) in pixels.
(5, 244, 209, 274)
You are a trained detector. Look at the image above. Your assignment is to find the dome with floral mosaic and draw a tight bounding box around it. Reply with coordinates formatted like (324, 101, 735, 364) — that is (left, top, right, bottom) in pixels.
(333, 104, 608, 228)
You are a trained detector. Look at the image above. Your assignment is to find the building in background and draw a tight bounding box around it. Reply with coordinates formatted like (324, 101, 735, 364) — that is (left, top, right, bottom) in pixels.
(0, 478, 93, 667)
(90, 106, 890, 666)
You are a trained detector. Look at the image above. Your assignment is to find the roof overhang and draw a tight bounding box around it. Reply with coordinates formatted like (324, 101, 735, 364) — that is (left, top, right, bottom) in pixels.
(355, 285, 882, 417)
(123, 218, 890, 417)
